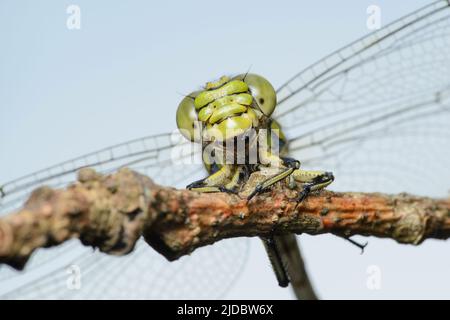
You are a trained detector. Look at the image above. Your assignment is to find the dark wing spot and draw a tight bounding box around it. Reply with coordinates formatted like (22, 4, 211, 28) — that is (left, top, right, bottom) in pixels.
(259, 98, 265, 104)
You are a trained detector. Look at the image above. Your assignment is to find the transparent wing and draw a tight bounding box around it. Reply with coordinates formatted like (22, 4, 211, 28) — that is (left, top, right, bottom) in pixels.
(0, 132, 250, 299)
(3, 0, 450, 299)
(1, 133, 194, 214)
(275, 0, 450, 197)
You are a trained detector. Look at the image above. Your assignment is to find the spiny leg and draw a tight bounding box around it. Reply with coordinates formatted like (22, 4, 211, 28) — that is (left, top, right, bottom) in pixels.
(186, 164, 238, 194)
(247, 167, 295, 200)
(224, 166, 245, 192)
(247, 157, 300, 200)
(292, 169, 334, 202)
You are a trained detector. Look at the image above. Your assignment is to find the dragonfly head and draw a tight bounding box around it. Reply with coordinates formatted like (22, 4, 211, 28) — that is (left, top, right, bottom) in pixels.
(176, 74, 277, 142)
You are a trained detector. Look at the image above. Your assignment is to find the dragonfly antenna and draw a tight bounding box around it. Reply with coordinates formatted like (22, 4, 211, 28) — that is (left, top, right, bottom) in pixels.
(176, 91, 196, 100)
(242, 65, 253, 81)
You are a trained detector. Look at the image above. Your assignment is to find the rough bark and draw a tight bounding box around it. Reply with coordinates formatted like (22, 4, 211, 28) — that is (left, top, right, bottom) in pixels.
(0, 167, 449, 271)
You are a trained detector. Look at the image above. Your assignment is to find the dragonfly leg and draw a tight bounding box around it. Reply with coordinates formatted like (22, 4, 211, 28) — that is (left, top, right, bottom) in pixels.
(341, 236, 368, 254)
(280, 156, 301, 168)
(247, 167, 295, 200)
(187, 164, 240, 194)
(292, 169, 334, 202)
(247, 156, 300, 200)
(224, 166, 245, 191)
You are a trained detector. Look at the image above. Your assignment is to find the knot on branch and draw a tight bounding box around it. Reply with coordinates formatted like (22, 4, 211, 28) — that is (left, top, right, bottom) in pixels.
(0, 168, 158, 269)
(76, 168, 156, 255)
(392, 207, 425, 244)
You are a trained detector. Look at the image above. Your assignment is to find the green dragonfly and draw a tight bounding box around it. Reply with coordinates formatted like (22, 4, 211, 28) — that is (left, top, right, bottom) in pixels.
(1, 0, 450, 299)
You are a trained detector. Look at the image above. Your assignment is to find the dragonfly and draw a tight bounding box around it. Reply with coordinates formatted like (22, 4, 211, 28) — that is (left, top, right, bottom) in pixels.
(176, 73, 336, 292)
(1, 0, 450, 299)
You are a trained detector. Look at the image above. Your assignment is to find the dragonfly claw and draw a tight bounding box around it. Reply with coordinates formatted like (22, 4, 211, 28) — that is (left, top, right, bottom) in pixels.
(344, 237, 369, 254)
(247, 185, 264, 201)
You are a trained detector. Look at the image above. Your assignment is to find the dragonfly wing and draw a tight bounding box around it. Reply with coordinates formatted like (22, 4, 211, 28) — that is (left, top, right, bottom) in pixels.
(275, 0, 450, 197)
(0, 133, 183, 214)
(271, 1, 450, 299)
(3, 1, 450, 299)
(0, 132, 250, 299)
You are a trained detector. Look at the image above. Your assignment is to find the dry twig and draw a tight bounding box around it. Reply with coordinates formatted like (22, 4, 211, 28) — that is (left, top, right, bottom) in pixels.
(0, 168, 449, 271)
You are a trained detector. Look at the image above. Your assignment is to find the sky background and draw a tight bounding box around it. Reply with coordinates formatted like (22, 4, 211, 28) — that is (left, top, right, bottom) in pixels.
(1, 0, 449, 299)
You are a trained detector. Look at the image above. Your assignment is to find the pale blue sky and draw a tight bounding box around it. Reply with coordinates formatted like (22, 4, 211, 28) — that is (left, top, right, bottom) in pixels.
(0, 0, 431, 180)
(3, 0, 448, 299)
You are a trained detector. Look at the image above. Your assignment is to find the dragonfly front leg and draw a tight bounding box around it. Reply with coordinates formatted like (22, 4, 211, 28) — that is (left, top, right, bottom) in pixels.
(292, 169, 334, 202)
(247, 156, 300, 200)
(187, 164, 240, 194)
(247, 167, 295, 200)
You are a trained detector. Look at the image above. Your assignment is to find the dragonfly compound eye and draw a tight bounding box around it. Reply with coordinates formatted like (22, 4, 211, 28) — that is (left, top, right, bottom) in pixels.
(176, 92, 202, 142)
(238, 73, 277, 117)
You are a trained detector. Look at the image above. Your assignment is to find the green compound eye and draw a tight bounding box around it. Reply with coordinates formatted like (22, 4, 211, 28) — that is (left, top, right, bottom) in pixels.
(176, 92, 201, 142)
(235, 73, 277, 117)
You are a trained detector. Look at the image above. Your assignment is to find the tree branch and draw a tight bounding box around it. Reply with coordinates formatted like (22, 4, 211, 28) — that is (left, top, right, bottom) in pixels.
(0, 168, 449, 270)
